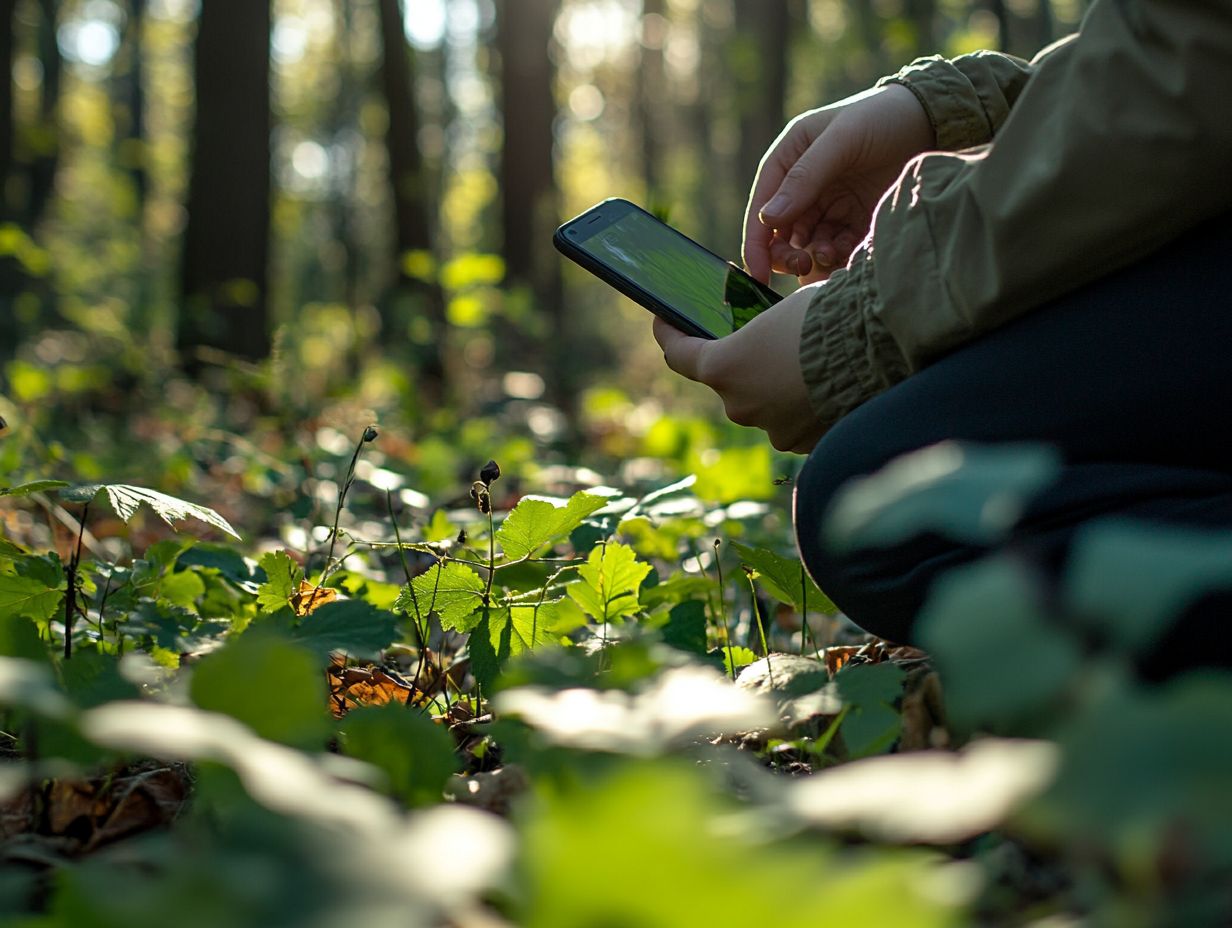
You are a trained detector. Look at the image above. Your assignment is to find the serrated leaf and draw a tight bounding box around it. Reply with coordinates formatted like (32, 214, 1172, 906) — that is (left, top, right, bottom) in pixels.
(567, 542, 651, 623)
(0, 573, 64, 624)
(256, 550, 302, 612)
(0, 480, 70, 498)
(409, 562, 487, 632)
(469, 602, 561, 691)
(60, 483, 240, 539)
(289, 600, 397, 658)
(731, 542, 835, 613)
(496, 492, 609, 561)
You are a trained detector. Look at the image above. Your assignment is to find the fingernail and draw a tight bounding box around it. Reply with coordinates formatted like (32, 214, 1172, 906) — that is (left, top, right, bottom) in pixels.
(813, 248, 835, 268)
(787, 252, 813, 276)
(760, 194, 790, 221)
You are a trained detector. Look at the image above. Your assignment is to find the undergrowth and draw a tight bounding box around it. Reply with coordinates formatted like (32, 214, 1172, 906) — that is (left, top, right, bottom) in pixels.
(2, 425, 1232, 928)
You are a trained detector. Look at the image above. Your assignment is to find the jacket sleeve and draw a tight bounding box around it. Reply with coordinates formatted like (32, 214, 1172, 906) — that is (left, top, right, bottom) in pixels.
(799, 0, 1232, 431)
(875, 42, 1067, 151)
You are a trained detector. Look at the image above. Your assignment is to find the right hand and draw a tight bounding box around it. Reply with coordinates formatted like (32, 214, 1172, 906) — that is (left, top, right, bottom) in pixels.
(743, 83, 935, 285)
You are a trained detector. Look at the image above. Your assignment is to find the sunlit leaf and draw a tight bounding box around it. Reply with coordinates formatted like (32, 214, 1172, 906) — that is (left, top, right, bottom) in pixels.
(60, 483, 240, 539)
(0, 572, 64, 624)
(0, 479, 70, 498)
(256, 550, 302, 612)
(731, 542, 835, 613)
(567, 542, 651, 623)
(496, 491, 608, 560)
(407, 561, 486, 632)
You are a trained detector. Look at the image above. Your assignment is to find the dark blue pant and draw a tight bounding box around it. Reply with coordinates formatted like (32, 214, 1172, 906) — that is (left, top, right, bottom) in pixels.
(794, 215, 1232, 675)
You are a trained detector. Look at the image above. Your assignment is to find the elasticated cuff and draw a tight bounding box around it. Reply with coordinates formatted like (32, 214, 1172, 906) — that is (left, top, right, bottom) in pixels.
(876, 56, 995, 151)
(798, 248, 911, 431)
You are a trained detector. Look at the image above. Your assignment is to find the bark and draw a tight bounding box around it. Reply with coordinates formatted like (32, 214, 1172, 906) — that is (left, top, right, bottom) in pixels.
(636, 0, 668, 205)
(0, 0, 15, 220)
(377, 0, 446, 398)
(734, 0, 790, 219)
(496, 0, 569, 409)
(178, 0, 272, 364)
(26, 0, 61, 226)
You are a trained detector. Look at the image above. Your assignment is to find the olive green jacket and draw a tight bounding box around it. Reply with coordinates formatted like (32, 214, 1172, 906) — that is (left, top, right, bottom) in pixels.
(799, 0, 1232, 431)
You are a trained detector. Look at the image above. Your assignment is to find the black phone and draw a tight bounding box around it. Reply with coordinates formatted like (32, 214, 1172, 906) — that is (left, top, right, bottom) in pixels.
(553, 198, 782, 340)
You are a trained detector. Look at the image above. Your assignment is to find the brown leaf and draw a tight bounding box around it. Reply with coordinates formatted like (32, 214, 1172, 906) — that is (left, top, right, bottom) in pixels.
(292, 580, 338, 616)
(327, 656, 420, 718)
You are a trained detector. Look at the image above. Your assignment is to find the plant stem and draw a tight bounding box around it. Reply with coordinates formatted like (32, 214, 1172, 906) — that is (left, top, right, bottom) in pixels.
(63, 501, 89, 661)
(711, 539, 735, 679)
(319, 427, 371, 576)
(747, 572, 774, 690)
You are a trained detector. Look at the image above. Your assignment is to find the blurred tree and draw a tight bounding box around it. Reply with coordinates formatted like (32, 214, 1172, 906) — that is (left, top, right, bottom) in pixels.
(377, 0, 447, 402)
(733, 0, 794, 216)
(496, 0, 569, 410)
(178, 0, 272, 365)
(114, 0, 148, 208)
(0, 0, 13, 221)
(26, 0, 60, 226)
(636, 0, 668, 208)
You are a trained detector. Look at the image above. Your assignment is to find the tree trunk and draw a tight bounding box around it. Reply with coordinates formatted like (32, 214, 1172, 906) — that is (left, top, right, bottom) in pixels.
(0, 0, 15, 220)
(496, 0, 568, 411)
(26, 0, 61, 226)
(636, 0, 668, 207)
(178, 0, 272, 364)
(734, 0, 790, 222)
(377, 0, 446, 401)
(115, 0, 148, 207)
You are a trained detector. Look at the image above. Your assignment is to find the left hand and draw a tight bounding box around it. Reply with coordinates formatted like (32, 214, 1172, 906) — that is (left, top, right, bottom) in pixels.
(652, 284, 825, 454)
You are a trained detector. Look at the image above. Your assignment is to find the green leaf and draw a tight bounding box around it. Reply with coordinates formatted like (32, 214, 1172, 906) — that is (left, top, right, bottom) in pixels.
(339, 705, 461, 807)
(831, 663, 907, 757)
(918, 556, 1081, 733)
(0, 572, 64, 624)
(257, 550, 302, 613)
(660, 601, 708, 654)
(469, 603, 561, 691)
(721, 645, 758, 676)
(731, 542, 835, 613)
(825, 442, 1060, 553)
(567, 543, 651, 624)
(0, 479, 70, 498)
(60, 483, 241, 539)
(495, 491, 608, 561)
(1065, 520, 1232, 652)
(60, 649, 141, 709)
(289, 600, 398, 658)
(408, 561, 486, 632)
(190, 633, 328, 748)
(178, 543, 262, 588)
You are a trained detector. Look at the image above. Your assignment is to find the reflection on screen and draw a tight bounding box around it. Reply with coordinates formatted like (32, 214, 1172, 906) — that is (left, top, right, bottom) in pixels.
(579, 210, 776, 337)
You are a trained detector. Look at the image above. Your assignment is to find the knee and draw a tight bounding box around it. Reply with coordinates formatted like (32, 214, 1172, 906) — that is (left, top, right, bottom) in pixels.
(793, 417, 932, 644)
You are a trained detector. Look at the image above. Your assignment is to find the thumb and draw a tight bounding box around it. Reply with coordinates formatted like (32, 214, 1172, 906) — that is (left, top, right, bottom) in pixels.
(758, 132, 848, 228)
(652, 316, 708, 383)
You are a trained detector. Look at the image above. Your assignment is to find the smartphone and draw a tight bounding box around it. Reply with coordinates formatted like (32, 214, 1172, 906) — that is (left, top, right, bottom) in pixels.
(553, 198, 782, 340)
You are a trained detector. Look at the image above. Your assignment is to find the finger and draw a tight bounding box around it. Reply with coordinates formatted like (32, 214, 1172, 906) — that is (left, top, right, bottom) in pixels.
(768, 239, 814, 278)
(743, 127, 816, 283)
(757, 131, 850, 231)
(652, 316, 708, 383)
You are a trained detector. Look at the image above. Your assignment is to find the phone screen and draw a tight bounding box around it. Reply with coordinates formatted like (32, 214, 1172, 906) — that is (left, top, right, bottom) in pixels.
(559, 200, 781, 338)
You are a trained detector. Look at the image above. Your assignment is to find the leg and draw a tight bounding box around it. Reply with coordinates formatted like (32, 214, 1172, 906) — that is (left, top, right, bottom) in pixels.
(794, 213, 1232, 660)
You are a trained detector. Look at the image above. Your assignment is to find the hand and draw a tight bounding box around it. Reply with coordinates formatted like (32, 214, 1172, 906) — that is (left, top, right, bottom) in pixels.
(743, 83, 935, 285)
(652, 286, 825, 454)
